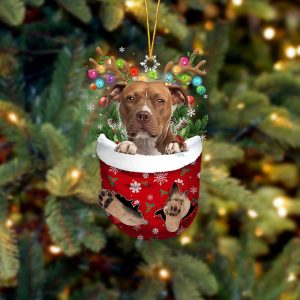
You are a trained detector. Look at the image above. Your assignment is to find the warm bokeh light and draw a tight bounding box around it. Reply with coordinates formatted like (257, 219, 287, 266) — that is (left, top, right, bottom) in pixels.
(297, 46, 300, 56)
(255, 228, 264, 237)
(287, 273, 296, 282)
(159, 268, 171, 280)
(6, 219, 13, 228)
(49, 245, 62, 254)
(274, 61, 284, 71)
(237, 102, 245, 110)
(270, 113, 278, 121)
(232, 0, 243, 6)
(263, 27, 275, 40)
(125, 0, 138, 9)
(204, 154, 212, 162)
(218, 207, 227, 216)
(248, 210, 258, 219)
(7, 112, 19, 124)
(180, 235, 192, 245)
(273, 196, 285, 208)
(285, 46, 296, 59)
(70, 168, 82, 180)
(277, 207, 288, 218)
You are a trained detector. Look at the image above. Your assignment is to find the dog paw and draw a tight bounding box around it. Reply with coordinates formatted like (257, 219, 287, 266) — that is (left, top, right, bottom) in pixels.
(165, 142, 187, 155)
(98, 189, 114, 209)
(115, 141, 137, 155)
(164, 200, 181, 216)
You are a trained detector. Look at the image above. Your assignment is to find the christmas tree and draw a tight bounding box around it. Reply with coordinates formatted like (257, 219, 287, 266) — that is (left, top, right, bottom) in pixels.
(1, 0, 300, 299)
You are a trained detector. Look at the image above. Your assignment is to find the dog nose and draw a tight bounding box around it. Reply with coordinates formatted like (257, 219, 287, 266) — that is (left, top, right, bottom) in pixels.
(136, 111, 151, 123)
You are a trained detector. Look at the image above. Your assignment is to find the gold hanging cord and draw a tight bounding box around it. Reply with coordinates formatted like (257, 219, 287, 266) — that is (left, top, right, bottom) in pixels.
(144, 0, 161, 60)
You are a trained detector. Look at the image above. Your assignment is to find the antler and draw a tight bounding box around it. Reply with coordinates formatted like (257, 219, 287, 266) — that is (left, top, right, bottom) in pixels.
(89, 47, 130, 83)
(164, 49, 207, 80)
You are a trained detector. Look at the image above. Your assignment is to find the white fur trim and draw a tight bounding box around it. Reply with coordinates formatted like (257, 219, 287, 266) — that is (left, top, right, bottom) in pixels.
(97, 134, 202, 173)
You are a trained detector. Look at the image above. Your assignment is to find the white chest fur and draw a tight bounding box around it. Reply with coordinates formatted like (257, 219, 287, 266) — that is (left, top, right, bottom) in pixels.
(133, 136, 161, 155)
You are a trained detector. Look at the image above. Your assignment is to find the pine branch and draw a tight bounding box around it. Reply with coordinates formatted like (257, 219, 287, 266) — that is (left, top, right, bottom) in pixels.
(133, 279, 164, 300)
(201, 168, 253, 205)
(167, 255, 218, 297)
(45, 197, 81, 256)
(0, 223, 19, 280)
(0, 0, 25, 26)
(55, 0, 92, 24)
(16, 235, 45, 300)
(100, 0, 125, 31)
(41, 123, 70, 167)
(70, 283, 118, 300)
(0, 159, 29, 187)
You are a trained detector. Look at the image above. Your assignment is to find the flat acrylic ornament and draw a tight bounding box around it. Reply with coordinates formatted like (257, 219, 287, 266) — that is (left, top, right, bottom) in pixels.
(97, 134, 202, 240)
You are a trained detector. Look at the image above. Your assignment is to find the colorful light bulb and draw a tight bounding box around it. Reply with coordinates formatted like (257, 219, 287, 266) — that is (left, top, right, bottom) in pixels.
(87, 69, 98, 80)
(95, 78, 105, 89)
(192, 76, 203, 87)
(178, 56, 190, 66)
(130, 66, 139, 76)
(196, 85, 206, 95)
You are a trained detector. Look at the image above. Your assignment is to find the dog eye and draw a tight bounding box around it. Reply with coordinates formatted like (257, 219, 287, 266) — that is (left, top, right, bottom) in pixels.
(127, 96, 134, 102)
(158, 99, 165, 104)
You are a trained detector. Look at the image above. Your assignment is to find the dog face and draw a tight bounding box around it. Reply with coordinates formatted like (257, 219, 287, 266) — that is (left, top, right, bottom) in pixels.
(109, 81, 187, 139)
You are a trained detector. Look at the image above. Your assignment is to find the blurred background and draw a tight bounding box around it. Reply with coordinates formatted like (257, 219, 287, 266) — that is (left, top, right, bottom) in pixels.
(1, 0, 300, 299)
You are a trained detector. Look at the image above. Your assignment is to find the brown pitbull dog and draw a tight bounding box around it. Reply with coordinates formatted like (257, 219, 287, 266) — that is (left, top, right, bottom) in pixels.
(109, 81, 188, 155)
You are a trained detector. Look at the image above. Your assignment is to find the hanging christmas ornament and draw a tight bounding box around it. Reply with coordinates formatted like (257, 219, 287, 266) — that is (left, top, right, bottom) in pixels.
(86, 0, 209, 241)
(87, 69, 98, 80)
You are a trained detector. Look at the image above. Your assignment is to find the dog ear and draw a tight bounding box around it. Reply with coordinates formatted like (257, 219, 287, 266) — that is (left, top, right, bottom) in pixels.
(109, 84, 126, 102)
(168, 86, 188, 105)
(171, 183, 180, 194)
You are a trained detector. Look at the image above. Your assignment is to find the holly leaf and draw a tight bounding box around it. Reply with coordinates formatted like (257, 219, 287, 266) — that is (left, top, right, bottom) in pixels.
(160, 189, 169, 196)
(146, 202, 155, 213)
(108, 176, 118, 187)
(180, 168, 190, 176)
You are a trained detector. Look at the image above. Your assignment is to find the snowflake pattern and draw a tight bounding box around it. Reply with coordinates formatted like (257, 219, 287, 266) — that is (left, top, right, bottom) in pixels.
(137, 235, 144, 240)
(119, 46, 125, 53)
(152, 228, 159, 235)
(97, 124, 103, 130)
(87, 103, 95, 111)
(175, 178, 184, 185)
(154, 172, 168, 186)
(200, 135, 206, 142)
(133, 200, 140, 206)
(143, 173, 149, 179)
(187, 108, 196, 117)
(190, 186, 197, 194)
(197, 172, 201, 179)
(203, 94, 209, 99)
(133, 225, 141, 231)
(140, 55, 160, 72)
(147, 194, 154, 201)
(109, 167, 119, 175)
(130, 180, 142, 193)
